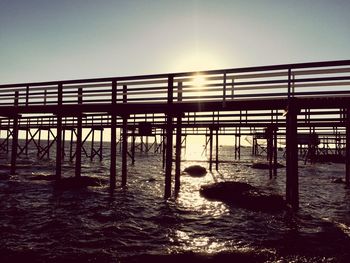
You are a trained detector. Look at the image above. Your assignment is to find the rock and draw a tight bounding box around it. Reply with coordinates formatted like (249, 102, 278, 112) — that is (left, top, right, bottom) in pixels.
(0, 173, 9, 180)
(27, 173, 55, 181)
(251, 162, 284, 169)
(54, 176, 102, 189)
(200, 181, 286, 212)
(184, 165, 207, 177)
(331, 178, 344, 184)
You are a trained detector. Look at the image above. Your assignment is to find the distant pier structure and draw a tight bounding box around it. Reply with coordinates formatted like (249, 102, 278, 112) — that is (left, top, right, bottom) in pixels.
(1, 60, 350, 210)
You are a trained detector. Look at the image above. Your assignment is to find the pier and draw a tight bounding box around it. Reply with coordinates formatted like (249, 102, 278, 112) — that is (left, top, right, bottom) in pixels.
(1, 60, 350, 210)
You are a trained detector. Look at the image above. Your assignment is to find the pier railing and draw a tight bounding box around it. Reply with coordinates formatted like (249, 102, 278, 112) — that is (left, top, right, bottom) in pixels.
(1, 60, 350, 108)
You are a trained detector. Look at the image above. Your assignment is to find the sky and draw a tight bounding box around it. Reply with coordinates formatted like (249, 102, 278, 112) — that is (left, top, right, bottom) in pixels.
(1, 0, 350, 84)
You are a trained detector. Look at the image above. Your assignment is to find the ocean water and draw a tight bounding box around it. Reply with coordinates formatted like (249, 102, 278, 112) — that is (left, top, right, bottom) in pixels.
(0, 141, 350, 262)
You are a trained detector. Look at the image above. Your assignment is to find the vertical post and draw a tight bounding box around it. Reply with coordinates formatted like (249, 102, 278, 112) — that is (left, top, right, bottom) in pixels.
(10, 91, 19, 175)
(175, 82, 183, 195)
(286, 99, 299, 210)
(99, 128, 103, 161)
(162, 131, 166, 169)
(25, 122, 29, 155)
(110, 80, 117, 189)
(164, 75, 174, 199)
(69, 129, 74, 161)
(47, 128, 50, 159)
(215, 128, 219, 170)
(273, 127, 278, 177)
(90, 129, 95, 161)
(121, 85, 128, 187)
(267, 127, 273, 179)
(234, 131, 237, 160)
(75, 88, 83, 178)
(62, 127, 65, 160)
(209, 128, 213, 171)
(238, 133, 241, 159)
(56, 83, 63, 180)
(131, 127, 136, 165)
(346, 107, 350, 187)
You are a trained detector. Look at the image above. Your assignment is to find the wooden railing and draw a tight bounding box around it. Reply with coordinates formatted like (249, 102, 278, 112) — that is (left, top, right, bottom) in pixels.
(1, 60, 350, 108)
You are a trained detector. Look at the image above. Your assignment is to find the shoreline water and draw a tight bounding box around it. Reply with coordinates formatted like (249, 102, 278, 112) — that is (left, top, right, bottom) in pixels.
(1, 144, 350, 262)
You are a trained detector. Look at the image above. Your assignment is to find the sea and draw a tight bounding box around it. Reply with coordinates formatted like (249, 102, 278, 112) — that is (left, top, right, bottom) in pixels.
(0, 139, 350, 262)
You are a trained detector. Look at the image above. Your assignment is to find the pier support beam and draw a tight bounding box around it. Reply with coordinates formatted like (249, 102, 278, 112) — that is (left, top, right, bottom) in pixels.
(286, 101, 299, 210)
(164, 115, 173, 198)
(346, 107, 350, 187)
(164, 76, 174, 199)
(10, 91, 19, 175)
(110, 80, 117, 189)
(175, 115, 182, 195)
(215, 128, 219, 170)
(75, 115, 82, 177)
(56, 115, 62, 180)
(55, 84, 63, 180)
(10, 115, 19, 175)
(209, 129, 213, 171)
(122, 116, 128, 187)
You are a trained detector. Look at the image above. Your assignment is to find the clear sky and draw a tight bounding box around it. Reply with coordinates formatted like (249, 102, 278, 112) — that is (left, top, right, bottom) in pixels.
(1, 0, 350, 84)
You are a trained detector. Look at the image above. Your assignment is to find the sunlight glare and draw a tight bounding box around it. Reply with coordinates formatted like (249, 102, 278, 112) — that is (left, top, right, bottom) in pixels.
(192, 74, 206, 89)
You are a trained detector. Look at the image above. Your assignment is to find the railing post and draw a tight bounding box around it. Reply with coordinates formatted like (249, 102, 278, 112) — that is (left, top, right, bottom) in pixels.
(222, 72, 227, 107)
(287, 68, 292, 99)
(164, 75, 174, 199)
(26, 85, 29, 106)
(10, 91, 19, 175)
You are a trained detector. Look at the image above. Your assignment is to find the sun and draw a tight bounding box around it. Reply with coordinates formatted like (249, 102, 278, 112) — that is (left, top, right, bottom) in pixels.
(192, 73, 206, 89)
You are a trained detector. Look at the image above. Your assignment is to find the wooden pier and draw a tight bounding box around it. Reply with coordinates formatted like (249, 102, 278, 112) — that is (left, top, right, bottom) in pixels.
(1, 60, 350, 210)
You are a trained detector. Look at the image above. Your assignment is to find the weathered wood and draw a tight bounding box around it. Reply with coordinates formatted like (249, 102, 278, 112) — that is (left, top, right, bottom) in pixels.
(122, 116, 128, 187)
(10, 91, 19, 175)
(110, 80, 117, 189)
(286, 100, 299, 210)
(164, 76, 174, 199)
(346, 107, 350, 187)
(75, 88, 83, 178)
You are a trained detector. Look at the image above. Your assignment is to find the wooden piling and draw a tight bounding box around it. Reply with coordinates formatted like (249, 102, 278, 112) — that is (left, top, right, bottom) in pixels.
(164, 76, 174, 199)
(209, 128, 213, 171)
(346, 107, 350, 187)
(110, 80, 117, 189)
(215, 128, 219, 170)
(273, 127, 278, 177)
(175, 82, 183, 194)
(10, 92, 19, 175)
(55, 83, 63, 180)
(122, 116, 128, 187)
(286, 100, 299, 210)
(75, 88, 83, 178)
(175, 117, 182, 194)
(122, 85, 128, 187)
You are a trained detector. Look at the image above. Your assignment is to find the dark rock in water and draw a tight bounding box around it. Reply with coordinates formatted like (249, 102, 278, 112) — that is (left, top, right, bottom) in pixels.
(55, 176, 102, 189)
(331, 178, 344, 184)
(184, 165, 207, 177)
(27, 173, 55, 181)
(0, 173, 9, 180)
(147, 177, 156, 182)
(316, 154, 345, 163)
(251, 162, 284, 169)
(200, 181, 286, 212)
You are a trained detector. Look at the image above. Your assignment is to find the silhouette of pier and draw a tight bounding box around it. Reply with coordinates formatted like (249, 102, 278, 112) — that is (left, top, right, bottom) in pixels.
(1, 60, 350, 210)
